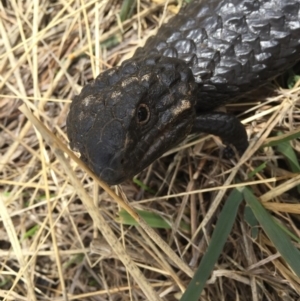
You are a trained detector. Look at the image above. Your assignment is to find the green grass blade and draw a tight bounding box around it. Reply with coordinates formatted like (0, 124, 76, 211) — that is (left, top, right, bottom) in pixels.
(244, 206, 259, 239)
(117, 209, 190, 232)
(287, 70, 300, 89)
(133, 178, 156, 194)
(22, 224, 39, 240)
(101, 35, 122, 49)
(247, 162, 267, 179)
(275, 131, 300, 193)
(119, 0, 136, 22)
(263, 128, 300, 148)
(243, 188, 300, 277)
(180, 188, 243, 301)
(275, 132, 300, 173)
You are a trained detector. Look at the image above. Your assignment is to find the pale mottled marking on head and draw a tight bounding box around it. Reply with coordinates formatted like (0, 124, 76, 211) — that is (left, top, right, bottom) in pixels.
(172, 99, 191, 116)
(83, 95, 94, 107)
(78, 111, 85, 121)
(123, 134, 132, 148)
(111, 90, 122, 99)
(106, 68, 117, 76)
(121, 76, 139, 88)
(141, 73, 151, 82)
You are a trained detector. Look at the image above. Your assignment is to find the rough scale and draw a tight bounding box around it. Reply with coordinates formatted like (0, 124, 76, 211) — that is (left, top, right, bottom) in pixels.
(67, 0, 300, 184)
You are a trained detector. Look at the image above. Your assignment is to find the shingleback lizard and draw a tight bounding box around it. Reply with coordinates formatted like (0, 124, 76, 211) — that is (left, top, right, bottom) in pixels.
(67, 0, 300, 185)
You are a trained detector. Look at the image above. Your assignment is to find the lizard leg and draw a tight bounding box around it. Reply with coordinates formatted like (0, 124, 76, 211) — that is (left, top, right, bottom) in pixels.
(192, 112, 249, 154)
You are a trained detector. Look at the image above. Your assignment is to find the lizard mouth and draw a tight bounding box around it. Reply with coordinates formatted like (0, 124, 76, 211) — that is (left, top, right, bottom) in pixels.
(99, 150, 128, 185)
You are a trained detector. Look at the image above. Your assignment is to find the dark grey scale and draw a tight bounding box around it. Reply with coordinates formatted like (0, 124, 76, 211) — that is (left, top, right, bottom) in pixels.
(191, 60, 215, 82)
(247, 18, 271, 38)
(271, 30, 291, 44)
(165, 31, 183, 43)
(199, 15, 224, 33)
(160, 27, 183, 43)
(208, 38, 236, 57)
(231, 44, 253, 61)
(153, 41, 168, 52)
(121, 60, 139, 75)
(143, 55, 160, 66)
(266, 13, 287, 29)
(212, 28, 242, 44)
(67, 0, 300, 185)
(177, 16, 197, 31)
(241, 33, 260, 51)
(182, 53, 198, 67)
(184, 28, 208, 43)
(107, 69, 122, 86)
(219, 58, 244, 76)
(157, 69, 179, 87)
(171, 39, 196, 55)
(213, 67, 235, 82)
(223, 14, 249, 33)
(260, 40, 281, 56)
(235, 1, 260, 14)
(282, 1, 299, 13)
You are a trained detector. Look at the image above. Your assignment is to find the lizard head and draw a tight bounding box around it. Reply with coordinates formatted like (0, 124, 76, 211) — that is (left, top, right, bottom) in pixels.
(67, 55, 197, 185)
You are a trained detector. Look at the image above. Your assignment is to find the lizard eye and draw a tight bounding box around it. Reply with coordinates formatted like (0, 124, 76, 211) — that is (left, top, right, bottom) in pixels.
(136, 104, 150, 125)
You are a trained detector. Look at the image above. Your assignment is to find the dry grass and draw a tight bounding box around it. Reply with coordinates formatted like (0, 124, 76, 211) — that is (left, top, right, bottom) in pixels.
(1, 0, 300, 300)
